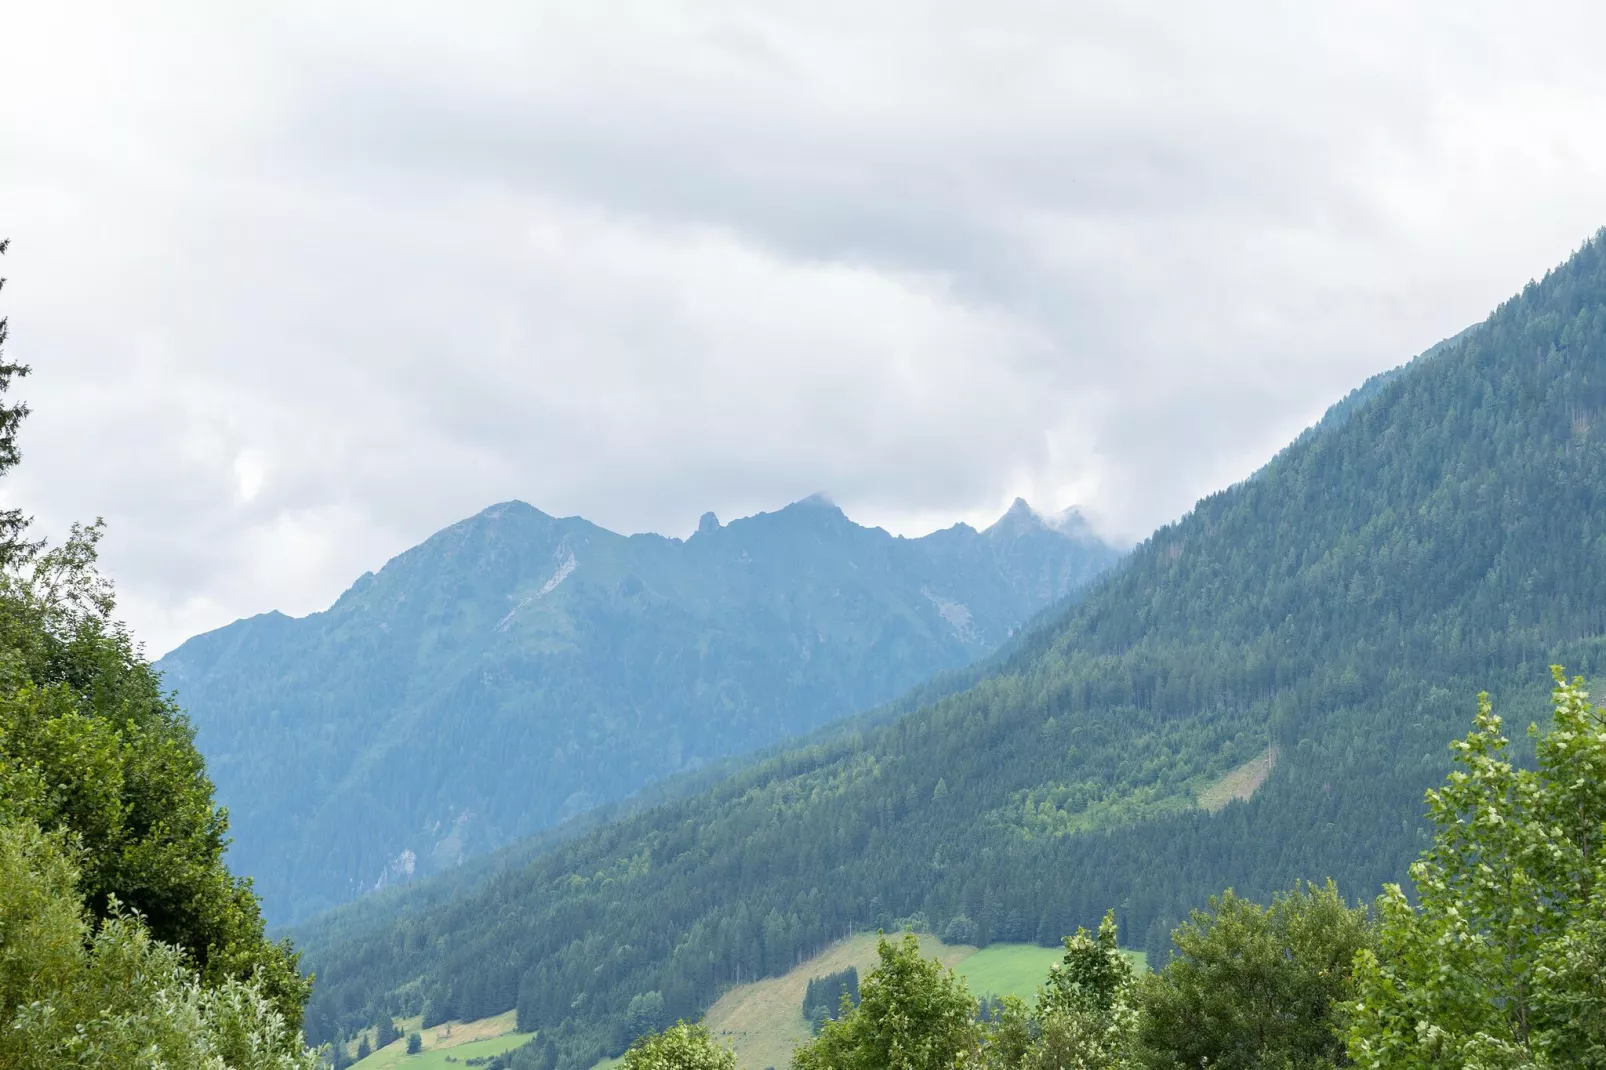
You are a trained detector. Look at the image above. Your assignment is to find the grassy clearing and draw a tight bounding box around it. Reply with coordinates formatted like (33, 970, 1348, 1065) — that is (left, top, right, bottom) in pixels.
(348, 1010, 529, 1070)
(702, 932, 973, 1070)
(691, 933, 1145, 1070)
(952, 943, 1064, 1001)
(1197, 745, 1279, 813)
(956, 942, 1148, 1003)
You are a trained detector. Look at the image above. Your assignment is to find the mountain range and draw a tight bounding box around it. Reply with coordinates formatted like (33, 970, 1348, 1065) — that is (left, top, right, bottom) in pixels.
(157, 495, 1120, 922)
(292, 233, 1606, 1069)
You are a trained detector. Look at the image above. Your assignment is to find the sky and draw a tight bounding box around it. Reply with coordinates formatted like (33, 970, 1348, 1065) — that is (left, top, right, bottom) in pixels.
(3, 2, 1606, 657)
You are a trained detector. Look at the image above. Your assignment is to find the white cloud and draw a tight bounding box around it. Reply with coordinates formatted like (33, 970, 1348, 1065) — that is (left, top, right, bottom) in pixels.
(3, 1, 1606, 655)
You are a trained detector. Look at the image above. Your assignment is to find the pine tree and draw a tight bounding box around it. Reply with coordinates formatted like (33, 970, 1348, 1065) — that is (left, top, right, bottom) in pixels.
(0, 239, 35, 563)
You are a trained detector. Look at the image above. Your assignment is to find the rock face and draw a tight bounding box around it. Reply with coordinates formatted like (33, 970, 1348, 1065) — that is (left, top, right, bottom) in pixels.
(158, 496, 1120, 922)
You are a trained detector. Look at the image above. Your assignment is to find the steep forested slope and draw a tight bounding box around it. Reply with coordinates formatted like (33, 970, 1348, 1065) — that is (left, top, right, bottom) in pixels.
(158, 496, 1116, 923)
(299, 232, 1606, 1070)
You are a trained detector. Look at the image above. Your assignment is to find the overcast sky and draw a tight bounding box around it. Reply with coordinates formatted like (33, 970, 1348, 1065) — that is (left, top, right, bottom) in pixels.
(4, 2, 1606, 656)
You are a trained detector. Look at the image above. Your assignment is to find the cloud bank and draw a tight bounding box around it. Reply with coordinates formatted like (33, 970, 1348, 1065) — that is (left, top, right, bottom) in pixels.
(3, 1, 1605, 654)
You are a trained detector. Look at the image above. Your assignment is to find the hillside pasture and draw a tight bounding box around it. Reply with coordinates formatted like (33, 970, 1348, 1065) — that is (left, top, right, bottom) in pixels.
(348, 1010, 530, 1069)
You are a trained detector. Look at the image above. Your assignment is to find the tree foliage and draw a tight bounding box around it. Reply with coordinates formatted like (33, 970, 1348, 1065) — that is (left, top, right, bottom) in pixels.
(1347, 669, 1606, 1068)
(0, 239, 313, 1062)
(622, 1022, 736, 1070)
(0, 525, 310, 1030)
(803, 967, 860, 1034)
(792, 933, 979, 1070)
(1014, 912, 1141, 1070)
(1137, 883, 1371, 1069)
(0, 811, 317, 1068)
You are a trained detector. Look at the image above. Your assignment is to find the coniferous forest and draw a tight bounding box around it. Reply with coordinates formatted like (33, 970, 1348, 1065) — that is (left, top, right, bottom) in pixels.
(287, 235, 1606, 1069)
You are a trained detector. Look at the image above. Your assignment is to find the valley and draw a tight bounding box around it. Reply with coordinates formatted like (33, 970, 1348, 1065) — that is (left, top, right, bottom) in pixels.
(9, 13, 1606, 1070)
(296, 234, 1606, 1070)
(342, 936, 1148, 1070)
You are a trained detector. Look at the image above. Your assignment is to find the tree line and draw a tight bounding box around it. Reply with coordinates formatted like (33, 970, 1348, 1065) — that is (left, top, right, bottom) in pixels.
(621, 672, 1606, 1069)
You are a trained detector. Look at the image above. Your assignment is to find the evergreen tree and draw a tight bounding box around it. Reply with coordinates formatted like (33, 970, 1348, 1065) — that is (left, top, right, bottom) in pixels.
(0, 240, 34, 563)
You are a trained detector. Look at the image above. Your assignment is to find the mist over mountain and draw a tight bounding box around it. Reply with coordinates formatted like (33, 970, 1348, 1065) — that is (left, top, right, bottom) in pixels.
(156, 495, 1120, 923)
(295, 234, 1606, 1069)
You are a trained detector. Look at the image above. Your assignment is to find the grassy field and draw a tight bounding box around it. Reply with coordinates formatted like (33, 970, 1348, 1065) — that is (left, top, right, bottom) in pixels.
(702, 932, 973, 1070)
(951, 943, 1065, 1001)
(348, 1010, 530, 1070)
(691, 933, 1146, 1070)
(955, 942, 1148, 1003)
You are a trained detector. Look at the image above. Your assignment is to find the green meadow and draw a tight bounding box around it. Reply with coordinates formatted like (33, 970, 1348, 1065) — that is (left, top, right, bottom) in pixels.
(955, 942, 1148, 1002)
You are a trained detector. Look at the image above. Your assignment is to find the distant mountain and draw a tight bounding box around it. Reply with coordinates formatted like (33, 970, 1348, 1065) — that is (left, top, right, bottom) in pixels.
(157, 496, 1120, 922)
(294, 234, 1606, 1069)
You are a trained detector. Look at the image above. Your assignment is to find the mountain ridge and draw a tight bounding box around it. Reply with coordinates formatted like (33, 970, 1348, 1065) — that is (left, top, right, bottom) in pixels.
(159, 494, 1122, 923)
(293, 230, 1606, 1070)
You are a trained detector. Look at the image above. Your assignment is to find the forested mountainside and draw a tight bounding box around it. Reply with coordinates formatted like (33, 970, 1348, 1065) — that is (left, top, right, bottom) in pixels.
(157, 496, 1118, 923)
(295, 231, 1606, 1070)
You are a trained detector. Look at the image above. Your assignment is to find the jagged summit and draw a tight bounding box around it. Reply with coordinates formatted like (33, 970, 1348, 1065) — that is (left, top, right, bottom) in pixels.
(987, 496, 1045, 529)
(160, 484, 1121, 923)
(981, 497, 1106, 544)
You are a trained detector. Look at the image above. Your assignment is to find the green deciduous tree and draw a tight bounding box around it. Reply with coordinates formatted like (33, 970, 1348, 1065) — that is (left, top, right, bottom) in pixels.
(1015, 911, 1139, 1070)
(1137, 883, 1371, 1070)
(0, 524, 311, 1031)
(0, 239, 313, 1062)
(792, 934, 978, 1070)
(623, 1022, 736, 1070)
(0, 819, 318, 1070)
(1346, 669, 1606, 1068)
